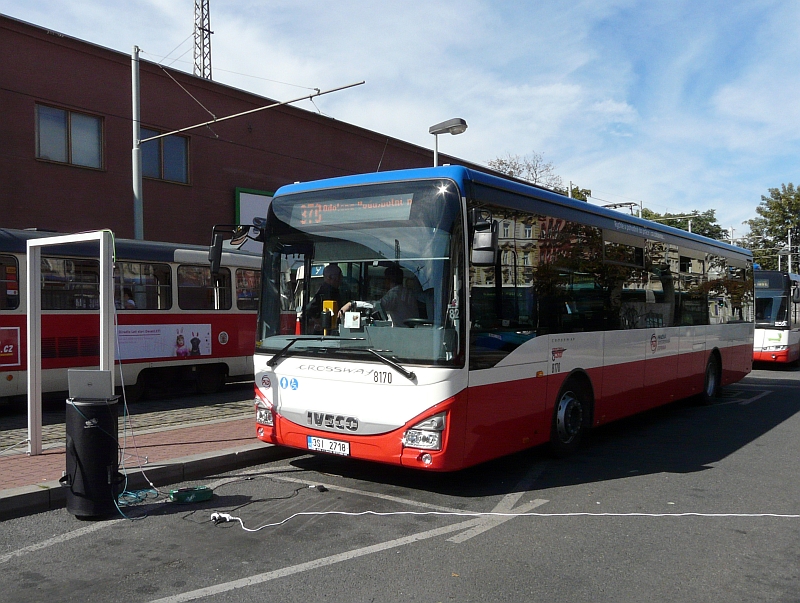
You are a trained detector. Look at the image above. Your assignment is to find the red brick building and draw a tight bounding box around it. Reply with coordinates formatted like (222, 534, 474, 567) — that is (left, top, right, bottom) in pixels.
(0, 14, 479, 245)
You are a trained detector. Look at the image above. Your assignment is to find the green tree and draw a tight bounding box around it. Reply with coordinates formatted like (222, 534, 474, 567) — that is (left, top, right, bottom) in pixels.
(641, 208, 726, 240)
(559, 184, 592, 201)
(743, 183, 800, 270)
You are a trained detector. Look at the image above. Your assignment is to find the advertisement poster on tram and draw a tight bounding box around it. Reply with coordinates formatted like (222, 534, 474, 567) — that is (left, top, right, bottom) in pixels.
(116, 324, 212, 360)
(0, 327, 20, 367)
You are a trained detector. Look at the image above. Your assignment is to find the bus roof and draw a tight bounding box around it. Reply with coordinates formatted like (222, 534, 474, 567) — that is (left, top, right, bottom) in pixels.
(272, 166, 751, 261)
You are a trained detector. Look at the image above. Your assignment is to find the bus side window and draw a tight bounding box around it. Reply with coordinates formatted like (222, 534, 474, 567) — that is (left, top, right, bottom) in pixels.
(0, 255, 20, 310)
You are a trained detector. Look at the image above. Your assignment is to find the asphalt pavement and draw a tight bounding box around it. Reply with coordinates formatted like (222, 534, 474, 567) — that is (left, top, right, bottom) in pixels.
(0, 384, 293, 520)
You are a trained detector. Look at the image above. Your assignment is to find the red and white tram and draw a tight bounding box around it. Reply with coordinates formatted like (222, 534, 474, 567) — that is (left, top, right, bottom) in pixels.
(0, 228, 260, 401)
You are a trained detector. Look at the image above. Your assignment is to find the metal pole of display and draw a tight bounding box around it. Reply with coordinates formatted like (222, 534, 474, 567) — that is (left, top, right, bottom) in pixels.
(27, 231, 115, 455)
(26, 245, 41, 456)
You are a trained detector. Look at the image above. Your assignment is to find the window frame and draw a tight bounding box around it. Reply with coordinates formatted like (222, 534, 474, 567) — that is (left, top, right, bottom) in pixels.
(177, 265, 231, 310)
(40, 257, 100, 310)
(0, 255, 20, 311)
(115, 261, 172, 310)
(35, 103, 104, 169)
(140, 127, 190, 184)
(235, 268, 261, 310)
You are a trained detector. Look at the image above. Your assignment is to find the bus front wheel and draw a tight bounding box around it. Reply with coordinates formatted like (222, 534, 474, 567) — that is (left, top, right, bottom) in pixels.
(550, 380, 589, 457)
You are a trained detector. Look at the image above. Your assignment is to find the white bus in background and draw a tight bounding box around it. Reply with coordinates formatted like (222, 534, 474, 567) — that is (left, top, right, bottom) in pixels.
(753, 270, 800, 364)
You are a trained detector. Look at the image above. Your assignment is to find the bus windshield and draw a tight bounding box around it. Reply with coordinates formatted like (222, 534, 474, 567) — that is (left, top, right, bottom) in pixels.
(755, 271, 790, 327)
(256, 178, 465, 367)
(755, 290, 788, 327)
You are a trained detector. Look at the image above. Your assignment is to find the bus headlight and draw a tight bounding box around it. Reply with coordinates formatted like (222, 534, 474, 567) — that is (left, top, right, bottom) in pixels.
(402, 412, 446, 451)
(255, 399, 273, 426)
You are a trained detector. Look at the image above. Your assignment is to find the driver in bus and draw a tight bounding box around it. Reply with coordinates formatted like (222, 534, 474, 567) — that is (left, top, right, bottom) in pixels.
(305, 263, 348, 333)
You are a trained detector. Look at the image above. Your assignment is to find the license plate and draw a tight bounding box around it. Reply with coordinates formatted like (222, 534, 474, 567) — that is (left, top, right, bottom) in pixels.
(307, 435, 350, 456)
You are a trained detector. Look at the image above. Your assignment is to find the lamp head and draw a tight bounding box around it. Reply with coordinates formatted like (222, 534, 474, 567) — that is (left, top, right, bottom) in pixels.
(429, 117, 468, 136)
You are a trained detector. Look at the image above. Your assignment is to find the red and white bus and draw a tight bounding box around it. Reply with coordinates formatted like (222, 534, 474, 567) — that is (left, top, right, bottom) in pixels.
(0, 228, 261, 402)
(244, 166, 754, 470)
(753, 270, 800, 364)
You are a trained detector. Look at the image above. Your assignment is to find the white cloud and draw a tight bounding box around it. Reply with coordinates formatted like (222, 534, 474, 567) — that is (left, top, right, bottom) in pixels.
(3, 0, 800, 233)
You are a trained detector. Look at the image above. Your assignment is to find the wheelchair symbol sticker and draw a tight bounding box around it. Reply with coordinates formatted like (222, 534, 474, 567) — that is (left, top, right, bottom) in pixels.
(279, 377, 299, 390)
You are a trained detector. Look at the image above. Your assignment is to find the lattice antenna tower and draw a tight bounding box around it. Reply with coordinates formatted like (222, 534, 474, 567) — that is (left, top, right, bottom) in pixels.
(193, 0, 213, 79)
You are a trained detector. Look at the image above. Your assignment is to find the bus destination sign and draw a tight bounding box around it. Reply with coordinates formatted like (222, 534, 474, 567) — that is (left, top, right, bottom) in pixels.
(292, 194, 414, 226)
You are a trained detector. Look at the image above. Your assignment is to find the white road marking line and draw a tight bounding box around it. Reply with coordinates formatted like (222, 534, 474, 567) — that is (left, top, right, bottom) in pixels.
(269, 474, 467, 513)
(0, 519, 125, 565)
(447, 499, 549, 543)
(149, 462, 554, 600)
(714, 390, 773, 406)
(737, 390, 773, 405)
(448, 460, 550, 543)
(148, 515, 490, 603)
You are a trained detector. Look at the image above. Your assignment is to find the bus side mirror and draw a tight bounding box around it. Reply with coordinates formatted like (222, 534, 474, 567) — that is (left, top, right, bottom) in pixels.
(471, 214, 498, 266)
(209, 232, 224, 276)
(793, 286, 800, 303)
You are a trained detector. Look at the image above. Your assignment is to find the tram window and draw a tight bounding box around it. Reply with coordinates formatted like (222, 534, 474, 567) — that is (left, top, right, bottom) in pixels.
(236, 269, 261, 310)
(115, 262, 171, 310)
(41, 257, 100, 310)
(0, 255, 20, 310)
(177, 265, 232, 310)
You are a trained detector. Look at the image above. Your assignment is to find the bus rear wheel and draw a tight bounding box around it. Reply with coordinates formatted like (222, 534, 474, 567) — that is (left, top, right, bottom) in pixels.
(550, 380, 589, 457)
(700, 354, 721, 405)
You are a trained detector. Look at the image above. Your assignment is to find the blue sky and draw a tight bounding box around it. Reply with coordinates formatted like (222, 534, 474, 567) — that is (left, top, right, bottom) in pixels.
(3, 0, 799, 238)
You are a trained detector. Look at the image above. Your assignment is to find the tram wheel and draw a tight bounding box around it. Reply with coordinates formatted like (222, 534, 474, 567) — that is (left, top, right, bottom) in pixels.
(196, 365, 225, 394)
(549, 379, 590, 458)
(121, 375, 147, 403)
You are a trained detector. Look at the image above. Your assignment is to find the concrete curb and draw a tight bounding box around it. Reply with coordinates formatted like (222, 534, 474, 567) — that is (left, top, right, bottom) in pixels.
(0, 443, 295, 521)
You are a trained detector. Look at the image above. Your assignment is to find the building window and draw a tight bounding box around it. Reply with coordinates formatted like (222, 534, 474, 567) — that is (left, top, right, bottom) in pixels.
(36, 104, 102, 168)
(141, 127, 189, 184)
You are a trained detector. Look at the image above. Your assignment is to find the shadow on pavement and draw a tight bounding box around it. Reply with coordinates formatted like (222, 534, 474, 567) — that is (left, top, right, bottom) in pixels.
(286, 373, 800, 500)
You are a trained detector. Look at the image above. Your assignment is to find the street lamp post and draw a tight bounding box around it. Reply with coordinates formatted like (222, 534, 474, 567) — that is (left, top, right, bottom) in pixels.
(429, 118, 468, 166)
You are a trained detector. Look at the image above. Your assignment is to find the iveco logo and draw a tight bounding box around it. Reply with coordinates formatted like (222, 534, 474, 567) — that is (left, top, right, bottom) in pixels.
(307, 411, 359, 432)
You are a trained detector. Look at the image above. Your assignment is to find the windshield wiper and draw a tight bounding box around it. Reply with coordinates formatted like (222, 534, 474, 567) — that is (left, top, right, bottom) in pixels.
(266, 336, 365, 367)
(367, 349, 417, 383)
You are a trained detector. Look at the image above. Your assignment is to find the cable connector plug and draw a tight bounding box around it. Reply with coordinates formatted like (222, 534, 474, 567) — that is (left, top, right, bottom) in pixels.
(210, 512, 233, 525)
